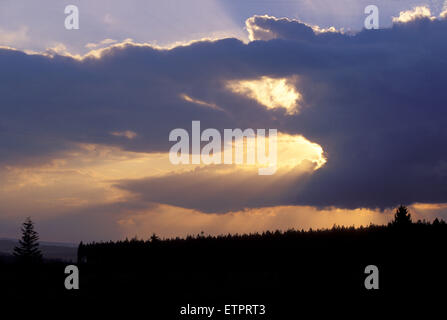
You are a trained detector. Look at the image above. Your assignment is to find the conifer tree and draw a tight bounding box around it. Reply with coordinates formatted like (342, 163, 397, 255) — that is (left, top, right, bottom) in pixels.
(393, 205, 412, 226)
(13, 217, 43, 263)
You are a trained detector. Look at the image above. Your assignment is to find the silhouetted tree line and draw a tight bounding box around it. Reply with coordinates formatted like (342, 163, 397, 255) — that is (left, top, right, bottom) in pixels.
(78, 205, 446, 267)
(3, 206, 447, 305)
(70, 206, 447, 301)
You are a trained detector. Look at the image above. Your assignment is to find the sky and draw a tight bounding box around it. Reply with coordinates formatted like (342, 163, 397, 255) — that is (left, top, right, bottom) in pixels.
(1, 1, 447, 242)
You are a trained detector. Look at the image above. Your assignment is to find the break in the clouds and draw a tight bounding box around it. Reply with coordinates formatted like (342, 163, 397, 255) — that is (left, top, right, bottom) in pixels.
(2, 7, 447, 241)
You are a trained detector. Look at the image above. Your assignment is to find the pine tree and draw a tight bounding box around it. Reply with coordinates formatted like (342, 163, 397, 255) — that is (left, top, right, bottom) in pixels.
(13, 217, 43, 263)
(393, 205, 412, 226)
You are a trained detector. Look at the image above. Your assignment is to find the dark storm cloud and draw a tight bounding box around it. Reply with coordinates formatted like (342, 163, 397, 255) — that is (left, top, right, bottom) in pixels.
(0, 40, 286, 165)
(116, 163, 316, 213)
(2, 14, 447, 210)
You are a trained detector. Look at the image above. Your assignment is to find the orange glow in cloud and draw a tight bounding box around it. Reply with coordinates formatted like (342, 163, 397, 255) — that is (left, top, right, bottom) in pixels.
(180, 93, 224, 111)
(1, 141, 446, 242)
(195, 131, 326, 172)
(227, 76, 302, 115)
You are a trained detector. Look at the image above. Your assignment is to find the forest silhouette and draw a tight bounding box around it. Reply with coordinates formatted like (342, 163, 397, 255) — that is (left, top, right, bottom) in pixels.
(2, 206, 446, 314)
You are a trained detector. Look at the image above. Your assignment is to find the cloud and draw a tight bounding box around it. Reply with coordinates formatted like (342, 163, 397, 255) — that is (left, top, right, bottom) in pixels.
(2, 12, 447, 216)
(111, 130, 138, 139)
(392, 6, 435, 23)
(180, 93, 224, 111)
(227, 76, 302, 114)
(245, 15, 340, 42)
(441, 2, 447, 19)
(85, 39, 118, 49)
(116, 163, 320, 214)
